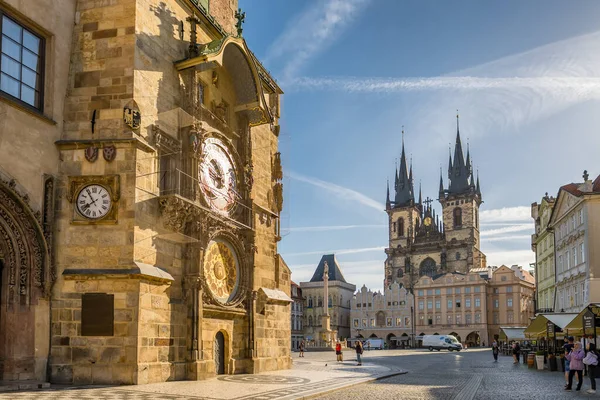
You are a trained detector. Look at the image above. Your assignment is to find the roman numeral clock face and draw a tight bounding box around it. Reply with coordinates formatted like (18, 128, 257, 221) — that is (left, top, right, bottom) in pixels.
(198, 138, 238, 216)
(76, 184, 112, 220)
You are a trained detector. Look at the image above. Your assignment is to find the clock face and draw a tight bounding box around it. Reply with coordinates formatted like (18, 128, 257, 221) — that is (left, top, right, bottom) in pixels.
(198, 138, 238, 215)
(424, 217, 432, 226)
(203, 239, 240, 304)
(76, 184, 112, 220)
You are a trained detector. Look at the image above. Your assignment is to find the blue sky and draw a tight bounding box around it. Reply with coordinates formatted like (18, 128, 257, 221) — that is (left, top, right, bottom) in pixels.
(240, 0, 600, 292)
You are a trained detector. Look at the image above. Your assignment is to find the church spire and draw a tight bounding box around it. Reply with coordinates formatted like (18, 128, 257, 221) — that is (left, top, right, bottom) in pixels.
(439, 167, 445, 200)
(448, 112, 472, 195)
(418, 181, 423, 206)
(386, 179, 391, 209)
(476, 170, 481, 197)
(394, 127, 413, 207)
(447, 146, 453, 179)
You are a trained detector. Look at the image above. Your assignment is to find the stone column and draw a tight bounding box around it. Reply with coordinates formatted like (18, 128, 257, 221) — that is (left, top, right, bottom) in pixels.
(323, 261, 329, 317)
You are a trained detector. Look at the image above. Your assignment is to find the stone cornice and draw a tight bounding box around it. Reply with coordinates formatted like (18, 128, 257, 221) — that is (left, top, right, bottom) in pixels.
(55, 138, 154, 153)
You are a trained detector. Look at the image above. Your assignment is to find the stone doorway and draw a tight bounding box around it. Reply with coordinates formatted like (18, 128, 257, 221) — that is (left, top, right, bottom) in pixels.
(214, 332, 225, 375)
(0, 179, 51, 382)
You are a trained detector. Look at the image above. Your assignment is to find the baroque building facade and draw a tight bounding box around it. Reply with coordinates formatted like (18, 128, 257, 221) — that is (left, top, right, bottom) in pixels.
(0, 0, 291, 385)
(549, 171, 600, 313)
(350, 283, 413, 348)
(301, 255, 356, 341)
(531, 194, 556, 312)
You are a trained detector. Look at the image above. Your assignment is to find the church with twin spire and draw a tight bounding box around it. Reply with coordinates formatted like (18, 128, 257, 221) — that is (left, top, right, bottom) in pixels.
(384, 117, 486, 290)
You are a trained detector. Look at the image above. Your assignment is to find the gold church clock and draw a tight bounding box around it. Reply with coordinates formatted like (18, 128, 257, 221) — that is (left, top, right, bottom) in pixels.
(424, 217, 432, 226)
(198, 138, 239, 216)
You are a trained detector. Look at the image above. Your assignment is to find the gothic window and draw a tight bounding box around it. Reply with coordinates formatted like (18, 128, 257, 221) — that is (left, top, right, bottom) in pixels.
(419, 258, 436, 278)
(328, 295, 332, 307)
(397, 269, 403, 278)
(308, 316, 313, 326)
(475, 208, 478, 228)
(453, 208, 462, 228)
(393, 222, 396, 232)
(317, 297, 323, 307)
(398, 218, 404, 237)
(376, 311, 386, 327)
(308, 296, 313, 308)
(455, 252, 460, 261)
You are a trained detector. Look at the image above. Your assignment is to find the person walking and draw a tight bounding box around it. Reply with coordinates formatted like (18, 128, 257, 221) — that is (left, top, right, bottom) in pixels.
(492, 340, 499, 362)
(564, 336, 575, 388)
(565, 341, 585, 391)
(512, 342, 521, 364)
(335, 341, 343, 362)
(355, 340, 363, 366)
(299, 340, 305, 358)
(584, 342, 599, 394)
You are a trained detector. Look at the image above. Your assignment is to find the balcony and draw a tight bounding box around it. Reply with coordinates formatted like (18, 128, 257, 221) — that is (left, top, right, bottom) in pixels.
(535, 308, 554, 314)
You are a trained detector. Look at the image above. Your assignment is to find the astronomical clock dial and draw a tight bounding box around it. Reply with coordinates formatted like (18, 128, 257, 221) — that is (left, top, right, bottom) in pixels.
(198, 138, 239, 215)
(76, 184, 112, 220)
(203, 240, 240, 304)
(424, 217, 432, 226)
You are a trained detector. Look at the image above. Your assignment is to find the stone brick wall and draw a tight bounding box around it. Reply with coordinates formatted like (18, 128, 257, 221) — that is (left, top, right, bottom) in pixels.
(63, 0, 136, 140)
(208, 0, 238, 36)
(50, 278, 139, 384)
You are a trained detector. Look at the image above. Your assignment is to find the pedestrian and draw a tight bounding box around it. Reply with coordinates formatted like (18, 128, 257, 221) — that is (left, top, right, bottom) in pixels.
(299, 340, 304, 358)
(564, 336, 576, 388)
(584, 342, 599, 394)
(512, 342, 520, 364)
(355, 340, 363, 366)
(482, 341, 486, 347)
(565, 341, 585, 391)
(492, 340, 499, 362)
(335, 340, 343, 362)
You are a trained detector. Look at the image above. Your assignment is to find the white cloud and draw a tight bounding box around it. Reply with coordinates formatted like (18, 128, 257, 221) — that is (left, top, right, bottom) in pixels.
(480, 206, 531, 223)
(287, 171, 384, 213)
(265, 0, 370, 83)
(485, 250, 535, 268)
(287, 224, 386, 233)
(284, 246, 386, 258)
(481, 234, 532, 242)
(480, 224, 532, 237)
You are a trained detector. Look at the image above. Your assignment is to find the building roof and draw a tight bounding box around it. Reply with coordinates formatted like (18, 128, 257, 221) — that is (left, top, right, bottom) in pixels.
(309, 254, 347, 283)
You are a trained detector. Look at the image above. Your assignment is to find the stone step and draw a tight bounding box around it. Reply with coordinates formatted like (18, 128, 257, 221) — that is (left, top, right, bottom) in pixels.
(0, 381, 50, 392)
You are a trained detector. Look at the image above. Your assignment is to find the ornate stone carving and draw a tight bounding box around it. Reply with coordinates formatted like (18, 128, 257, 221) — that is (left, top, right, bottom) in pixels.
(273, 183, 283, 213)
(84, 146, 98, 163)
(43, 175, 56, 284)
(159, 196, 196, 233)
(153, 125, 182, 153)
(0, 178, 50, 302)
(103, 145, 117, 162)
(272, 152, 283, 182)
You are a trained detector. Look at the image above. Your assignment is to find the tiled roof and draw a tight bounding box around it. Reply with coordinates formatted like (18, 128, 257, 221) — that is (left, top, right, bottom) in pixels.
(560, 174, 600, 197)
(309, 254, 348, 283)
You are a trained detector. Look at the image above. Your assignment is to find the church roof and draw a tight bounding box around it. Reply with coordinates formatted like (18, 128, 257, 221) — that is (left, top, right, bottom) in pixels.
(309, 254, 348, 283)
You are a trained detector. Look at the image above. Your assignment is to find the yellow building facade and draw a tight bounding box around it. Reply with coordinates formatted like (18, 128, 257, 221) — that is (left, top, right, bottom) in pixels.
(0, 0, 291, 385)
(531, 194, 556, 312)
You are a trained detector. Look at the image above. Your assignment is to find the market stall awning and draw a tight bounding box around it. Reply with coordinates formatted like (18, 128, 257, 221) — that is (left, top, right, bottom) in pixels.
(524, 313, 579, 338)
(564, 304, 600, 332)
(499, 327, 528, 341)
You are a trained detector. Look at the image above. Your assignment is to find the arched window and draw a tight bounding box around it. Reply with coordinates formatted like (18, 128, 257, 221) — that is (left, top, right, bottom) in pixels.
(308, 296, 313, 308)
(453, 208, 462, 228)
(308, 316, 313, 326)
(398, 217, 405, 237)
(328, 295, 332, 307)
(397, 269, 403, 278)
(419, 258, 436, 278)
(318, 297, 323, 307)
(376, 311, 386, 327)
(475, 208, 478, 228)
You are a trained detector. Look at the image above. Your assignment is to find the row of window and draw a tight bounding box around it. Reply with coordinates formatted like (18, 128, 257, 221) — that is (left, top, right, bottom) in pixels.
(0, 13, 44, 110)
(417, 286, 483, 296)
(556, 209, 584, 241)
(291, 316, 303, 331)
(418, 298, 483, 310)
(419, 313, 483, 325)
(557, 282, 586, 310)
(353, 317, 411, 328)
(557, 243, 585, 274)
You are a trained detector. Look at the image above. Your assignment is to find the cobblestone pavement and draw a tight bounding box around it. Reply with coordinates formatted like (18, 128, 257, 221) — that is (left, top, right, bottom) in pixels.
(3, 349, 594, 400)
(0, 350, 404, 400)
(319, 348, 597, 400)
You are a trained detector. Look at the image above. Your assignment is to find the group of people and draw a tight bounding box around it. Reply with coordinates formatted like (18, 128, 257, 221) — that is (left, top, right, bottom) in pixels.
(490, 336, 599, 394)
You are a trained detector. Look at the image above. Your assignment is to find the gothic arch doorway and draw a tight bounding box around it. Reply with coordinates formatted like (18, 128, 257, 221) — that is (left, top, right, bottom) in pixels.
(214, 331, 225, 375)
(0, 179, 51, 381)
(419, 258, 436, 278)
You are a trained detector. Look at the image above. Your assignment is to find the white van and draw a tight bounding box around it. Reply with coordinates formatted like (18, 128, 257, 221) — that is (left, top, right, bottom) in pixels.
(422, 335, 462, 351)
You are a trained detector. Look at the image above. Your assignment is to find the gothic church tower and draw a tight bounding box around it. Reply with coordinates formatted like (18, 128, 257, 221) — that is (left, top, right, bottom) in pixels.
(438, 116, 485, 272)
